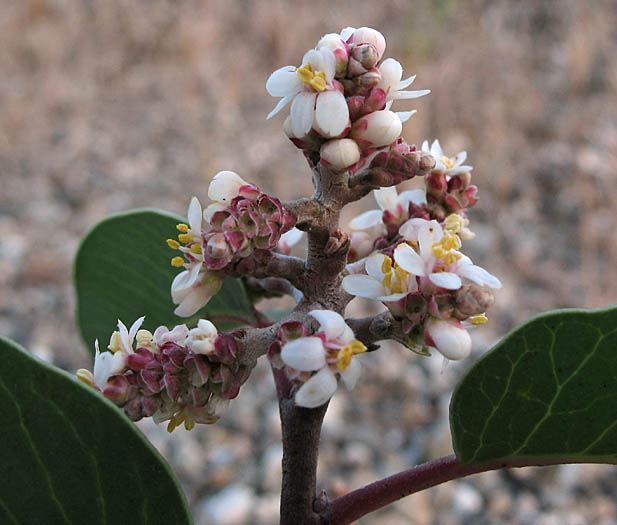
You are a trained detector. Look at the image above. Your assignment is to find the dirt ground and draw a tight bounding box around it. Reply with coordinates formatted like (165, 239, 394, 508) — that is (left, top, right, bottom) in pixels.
(2, 1, 617, 523)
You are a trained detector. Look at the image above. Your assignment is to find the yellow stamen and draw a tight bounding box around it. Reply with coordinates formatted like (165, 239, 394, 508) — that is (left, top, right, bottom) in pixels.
(167, 413, 185, 433)
(178, 233, 194, 244)
(76, 369, 94, 387)
(184, 418, 195, 431)
(381, 255, 393, 274)
(444, 214, 464, 233)
(136, 329, 153, 348)
(171, 256, 185, 267)
(296, 63, 314, 84)
(337, 340, 367, 371)
(176, 223, 189, 233)
(108, 331, 122, 353)
(167, 239, 181, 249)
(190, 243, 202, 255)
(296, 62, 327, 91)
(440, 155, 455, 170)
(470, 313, 488, 325)
(309, 71, 327, 91)
(432, 232, 463, 265)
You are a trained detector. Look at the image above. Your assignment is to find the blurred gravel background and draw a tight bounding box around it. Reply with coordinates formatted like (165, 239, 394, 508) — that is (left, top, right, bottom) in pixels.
(2, 0, 617, 523)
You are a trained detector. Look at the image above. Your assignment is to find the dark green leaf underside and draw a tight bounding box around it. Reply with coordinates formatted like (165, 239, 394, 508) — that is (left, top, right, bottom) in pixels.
(451, 305, 617, 464)
(74, 209, 254, 354)
(0, 336, 191, 525)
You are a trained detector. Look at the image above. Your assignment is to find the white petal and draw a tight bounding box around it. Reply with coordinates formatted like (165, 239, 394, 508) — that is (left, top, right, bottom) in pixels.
(394, 243, 426, 276)
(128, 316, 145, 344)
(340, 27, 356, 42)
(421, 140, 430, 153)
(267, 94, 294, 120)
(397, 74, 417, 90)
(309, 310, 349, 341)
(171, 265, 201, 298)
(378, 292, 411, 302)
(314, 47, 336, 82)
(390, 89, 431, 100)
(185, 197, 201, 233)
(173, 275, 222, 318)
(290, 91, 316, 137)
(365, 252, 387, 280)
(342, 274, 386, 299)
(430, 139, 444, 159)
(377, 58, 402, 92)
(457, 263, 502, 289)
(294, 367, 338, 408)
(418, 220, 443, 256)
(281, 337, 326, 371)
(429, 272, 462, 289)
(453, 151, 467, 165)
(315, 91, 349, 138)
(117, 320, 130, 353)
(208, 170, 247, 204)
(447, 165, 473, 175)
(395, 110, 417, 123)
(397, 189, 427, 207)
(349, 209, 383, 230)
(340, 358, 361, 390)
(399, 217, 429, 241)
(266, 66, 302, 97)
(374, 187, 398, 212)
(278, 227, 304, 248)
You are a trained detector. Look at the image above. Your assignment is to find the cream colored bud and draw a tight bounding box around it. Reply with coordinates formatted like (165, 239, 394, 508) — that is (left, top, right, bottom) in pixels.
(425, 320, 471, 361)
(350, 110, 402, 149)
(320, 139, 361, 170)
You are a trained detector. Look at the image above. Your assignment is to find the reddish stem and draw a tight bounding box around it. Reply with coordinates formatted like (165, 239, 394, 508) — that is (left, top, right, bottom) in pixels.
(319, 454, 605, 524)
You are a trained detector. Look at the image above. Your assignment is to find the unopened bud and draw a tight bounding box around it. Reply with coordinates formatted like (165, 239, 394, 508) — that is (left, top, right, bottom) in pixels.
(454, 285, 495, 320)
(351, 110, 402, 149)
(348, 27, 386, 61)
(347, 56, 368, 78)
(426, 171, 447, 197)
(350, 43, 379, 70)
(325, 229, 350, 255)
(355, 68, 381, 89)
(424, 319, 471, 361)
(320, 138, 361, 170)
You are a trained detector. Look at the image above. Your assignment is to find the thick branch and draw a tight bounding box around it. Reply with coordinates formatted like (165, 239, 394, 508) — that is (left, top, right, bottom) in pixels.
(279, 396, 329, 525)
(284, 197, 323, 229)
(319, 454, 608, 524)
(346, 311, 415, 348)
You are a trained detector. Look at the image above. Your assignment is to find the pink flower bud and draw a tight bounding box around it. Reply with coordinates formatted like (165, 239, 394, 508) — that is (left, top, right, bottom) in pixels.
(350, 44, 379, 70)
(317, 33, 349, 76)
(320, 138, 361, 170)
(103, 375, 130, 406)
(424, 319, 471, 360)
(351, 110, 402, 149)
(426, 171, 448, 197)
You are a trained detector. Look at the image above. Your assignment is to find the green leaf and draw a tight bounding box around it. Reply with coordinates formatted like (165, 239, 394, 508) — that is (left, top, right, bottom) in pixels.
(0, 336, 191, 524)
(451, 305, 617, 464)
(75, 209, 254, 354)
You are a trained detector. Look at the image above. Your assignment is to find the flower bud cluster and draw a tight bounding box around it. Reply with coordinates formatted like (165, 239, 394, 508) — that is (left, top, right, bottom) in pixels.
(168, 171, 296, 317)
(268, 310, 366, 408)
(267, 27, 430, 182)
(77, 318, 249, 432)
(344, 141, 500, 361)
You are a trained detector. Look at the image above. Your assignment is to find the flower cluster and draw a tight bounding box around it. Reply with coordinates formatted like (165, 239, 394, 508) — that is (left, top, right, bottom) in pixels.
(269, 310, 366, 408)
(344, 140, 500, 360)
(77, 318, 249, 432)
(267, 26, 429, 181)
(168, 171, 297, 316)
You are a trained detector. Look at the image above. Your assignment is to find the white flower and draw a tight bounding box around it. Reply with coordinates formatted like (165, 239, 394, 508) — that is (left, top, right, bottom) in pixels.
(93, 340, 129, 389)
(152, 324, 189, 348)
(266, 47, 349, 138)
(186, 319, 218, 355)
(424, 319, 472, 361)
(376, 58, 430, 123)
(107, 317, 145, 354)
(342, 251, 417, 302)
(204, 171, 248, 222)
(280, 310, 366, 408)
(349, 186, 426, 231)
(421, 140, 472, 175)
(171, 269, 223, 317)
(395, 219, 501, 290)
